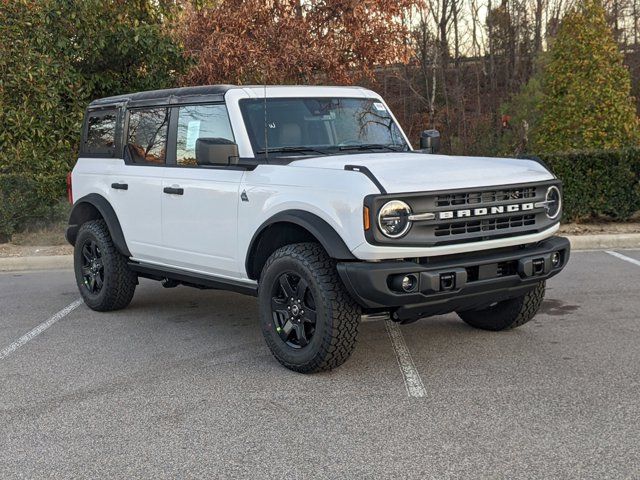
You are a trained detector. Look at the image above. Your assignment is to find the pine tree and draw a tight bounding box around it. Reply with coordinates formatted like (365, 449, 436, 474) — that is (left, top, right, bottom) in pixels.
(535, 0, 640, 152)
(498, 55, 548, 156)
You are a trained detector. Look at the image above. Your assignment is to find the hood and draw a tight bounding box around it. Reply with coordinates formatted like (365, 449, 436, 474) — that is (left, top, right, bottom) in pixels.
(289, 152, 554, 193)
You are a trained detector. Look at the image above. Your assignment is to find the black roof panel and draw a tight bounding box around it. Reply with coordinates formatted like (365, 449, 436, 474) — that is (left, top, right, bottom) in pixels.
(88, 85, 236, 108)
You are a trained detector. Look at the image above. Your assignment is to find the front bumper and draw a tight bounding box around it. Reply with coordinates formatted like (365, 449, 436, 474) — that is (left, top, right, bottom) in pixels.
(337, 236, 570, 321)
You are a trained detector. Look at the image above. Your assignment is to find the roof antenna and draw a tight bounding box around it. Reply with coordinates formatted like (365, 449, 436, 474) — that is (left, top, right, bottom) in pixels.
(263, 83, 268, 162)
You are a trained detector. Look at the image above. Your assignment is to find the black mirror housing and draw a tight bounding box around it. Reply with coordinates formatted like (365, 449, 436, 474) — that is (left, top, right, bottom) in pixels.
(420, 130, 441, 154)
(195, 138, 239, 166)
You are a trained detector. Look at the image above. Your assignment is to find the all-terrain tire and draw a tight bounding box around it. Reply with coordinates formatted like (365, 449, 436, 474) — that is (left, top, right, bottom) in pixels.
(457, 281, 545, 331)
(74, 219, 137, 311)
(258, 242, 361, 373)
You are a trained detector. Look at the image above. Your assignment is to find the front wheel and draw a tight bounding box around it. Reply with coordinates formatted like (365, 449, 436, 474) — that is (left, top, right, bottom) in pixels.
(258, 243, 361, 373)
(457, 281, 545, 331)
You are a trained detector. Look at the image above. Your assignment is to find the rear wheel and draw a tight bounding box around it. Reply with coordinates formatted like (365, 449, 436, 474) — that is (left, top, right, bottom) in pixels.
(457, 281, 545, 331)
(74, 220, 137, 311)
(258, 243, 361, 373)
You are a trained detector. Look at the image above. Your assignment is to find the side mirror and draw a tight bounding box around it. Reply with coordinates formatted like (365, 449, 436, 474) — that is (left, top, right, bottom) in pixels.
(195, 138, 239, 166)
(420, 130, 441, 154)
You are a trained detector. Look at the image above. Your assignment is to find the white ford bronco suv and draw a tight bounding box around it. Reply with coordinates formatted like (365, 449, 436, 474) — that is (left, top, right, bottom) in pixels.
(67, 85, 569, 373)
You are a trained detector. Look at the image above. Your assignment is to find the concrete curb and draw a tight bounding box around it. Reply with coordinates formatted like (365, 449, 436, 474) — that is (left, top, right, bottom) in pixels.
(565, 233, 640, 251)
(1, 234, 640, 272)
(0, 255, 73, 272)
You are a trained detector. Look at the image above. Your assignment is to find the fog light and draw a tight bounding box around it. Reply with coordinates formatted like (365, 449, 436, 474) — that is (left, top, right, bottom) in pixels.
(390, 274, 418, 293)
(401, 275, 417, 292)
(551, 251, 561, 267)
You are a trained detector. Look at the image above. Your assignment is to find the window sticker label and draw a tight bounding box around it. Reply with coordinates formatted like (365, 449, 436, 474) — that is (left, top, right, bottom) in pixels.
(373, 102, 386, 112)
(186, 120, 201, 150)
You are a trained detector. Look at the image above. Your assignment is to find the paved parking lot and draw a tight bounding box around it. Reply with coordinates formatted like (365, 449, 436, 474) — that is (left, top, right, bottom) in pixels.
(1, 250, 639, 479)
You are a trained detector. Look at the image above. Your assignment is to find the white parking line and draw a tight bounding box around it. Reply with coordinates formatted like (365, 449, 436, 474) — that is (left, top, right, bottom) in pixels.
(384, 319, 426, 398)
(0, 299, 83, 360)
(605, 250, 640, 267)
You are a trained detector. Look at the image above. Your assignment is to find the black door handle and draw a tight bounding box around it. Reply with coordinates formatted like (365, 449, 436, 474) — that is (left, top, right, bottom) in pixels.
(111, 182, 128, 190)
(163, 186, 184, 195)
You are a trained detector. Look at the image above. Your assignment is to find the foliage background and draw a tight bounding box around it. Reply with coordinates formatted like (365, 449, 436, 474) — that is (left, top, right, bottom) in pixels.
(0, 0, 187, 240)
(542, 149, 640, 221)
(1, 0, 640, 241)
(535, 0, 640, 153)
(179, 0, 420, 85)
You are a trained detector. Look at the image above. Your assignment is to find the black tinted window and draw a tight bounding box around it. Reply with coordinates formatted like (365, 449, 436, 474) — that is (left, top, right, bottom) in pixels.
(176, 104, 234, 166)
(85, 111, 117, 155)
(126, 108, 169, 164)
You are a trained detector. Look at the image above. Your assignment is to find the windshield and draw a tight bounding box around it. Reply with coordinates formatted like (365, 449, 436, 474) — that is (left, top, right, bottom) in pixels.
(239, 97, 409, 157)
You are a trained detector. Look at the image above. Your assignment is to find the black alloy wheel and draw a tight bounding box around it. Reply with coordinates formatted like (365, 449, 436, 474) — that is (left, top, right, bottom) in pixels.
(258, 242, 361, 373)
(80, 239, 104, 294)
(271, 272, 317, 348)
(73, 219, 137, 311)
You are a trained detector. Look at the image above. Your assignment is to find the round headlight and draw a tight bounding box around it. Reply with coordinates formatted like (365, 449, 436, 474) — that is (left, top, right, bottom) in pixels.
(544, 186, 562, 219)
(378, 200, 412, 238)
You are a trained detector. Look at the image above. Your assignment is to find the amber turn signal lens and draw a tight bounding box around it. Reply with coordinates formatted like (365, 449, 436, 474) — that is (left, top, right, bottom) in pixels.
(363, 206, 370, 231)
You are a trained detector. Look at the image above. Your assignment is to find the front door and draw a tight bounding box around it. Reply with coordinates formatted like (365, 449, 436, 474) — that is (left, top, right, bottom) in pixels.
(160, 103, 244, 278)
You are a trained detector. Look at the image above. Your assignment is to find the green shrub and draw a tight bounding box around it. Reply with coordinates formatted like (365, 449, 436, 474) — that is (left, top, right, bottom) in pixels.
(0, 0, 188, 240)
(540, 148, 640, 221)
(0, 173, 67, 242)
(535, 0, 640, 152)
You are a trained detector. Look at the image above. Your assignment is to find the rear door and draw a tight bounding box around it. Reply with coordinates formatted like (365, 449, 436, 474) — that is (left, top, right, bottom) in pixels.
(160, 103, 244, 278)
(107, 107, 169, 264)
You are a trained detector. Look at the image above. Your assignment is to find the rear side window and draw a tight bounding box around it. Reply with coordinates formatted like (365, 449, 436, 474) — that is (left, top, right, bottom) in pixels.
(84, 110, 117, 156)
(125, 107, 169, 165)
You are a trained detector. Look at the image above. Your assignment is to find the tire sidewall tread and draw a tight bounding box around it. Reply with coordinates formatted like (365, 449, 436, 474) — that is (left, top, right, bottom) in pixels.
(258, 242, 361, 373)
(457, 281, 546, 331)
(74, 219, 136, 312)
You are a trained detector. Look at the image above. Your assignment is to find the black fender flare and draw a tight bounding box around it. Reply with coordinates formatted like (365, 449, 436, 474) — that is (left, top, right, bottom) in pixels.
(245, 210, 356, 276)
(65, 193, 131, 257)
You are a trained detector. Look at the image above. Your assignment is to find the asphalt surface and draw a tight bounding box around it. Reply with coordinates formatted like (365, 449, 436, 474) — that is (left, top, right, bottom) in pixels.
(0, 250, 639, 479)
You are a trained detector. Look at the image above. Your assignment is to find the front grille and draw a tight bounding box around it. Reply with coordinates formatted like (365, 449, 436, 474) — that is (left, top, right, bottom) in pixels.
(434, 214, 536, 237)
(368, 180, 559, 247)
(436, 187, 536, 207)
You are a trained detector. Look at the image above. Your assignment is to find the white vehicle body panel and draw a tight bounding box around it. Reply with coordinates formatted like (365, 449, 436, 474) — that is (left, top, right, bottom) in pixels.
(236, 165, 376, 280)
(72, 158, 166, 264)
(160, 167, 244, 277)
(72, 85, 561, 282)
(287, 153, 554, 193)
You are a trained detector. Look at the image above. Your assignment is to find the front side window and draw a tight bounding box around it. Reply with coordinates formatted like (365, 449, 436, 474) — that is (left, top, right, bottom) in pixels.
(85, 110, 117, 155)
(239, 97, 409, 158)
(176, 104, 234, 166)
(126, 107, 169, 164)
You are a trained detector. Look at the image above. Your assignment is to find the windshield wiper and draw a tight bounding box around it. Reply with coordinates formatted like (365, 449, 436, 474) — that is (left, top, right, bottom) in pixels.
(256, 146, 329, 155)
(338, 144, 403, 152)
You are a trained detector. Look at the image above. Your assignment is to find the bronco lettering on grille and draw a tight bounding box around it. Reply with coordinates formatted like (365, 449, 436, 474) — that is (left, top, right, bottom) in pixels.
(438, 203, 534, 220)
